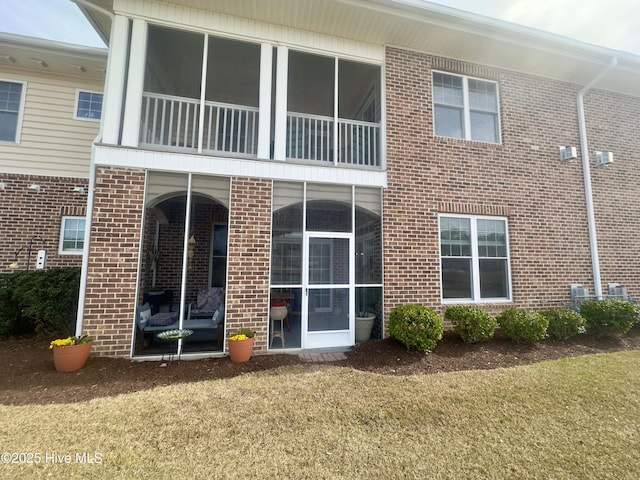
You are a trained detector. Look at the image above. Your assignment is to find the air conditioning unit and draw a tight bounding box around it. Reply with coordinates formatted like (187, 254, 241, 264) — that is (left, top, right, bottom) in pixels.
(559, 146, 577, 162)
(570, 284, 589, 307)
(608, 282, 628, 299)
(595, 151, 613, 167)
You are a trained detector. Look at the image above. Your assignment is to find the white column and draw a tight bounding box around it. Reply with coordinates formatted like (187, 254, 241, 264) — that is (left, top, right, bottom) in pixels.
(101, 15, 129, 145)
(273, 45, 289, 161)
(197, 35, 209, 154)
(121, 18, 148, 147)
(257, 43, 273, 160)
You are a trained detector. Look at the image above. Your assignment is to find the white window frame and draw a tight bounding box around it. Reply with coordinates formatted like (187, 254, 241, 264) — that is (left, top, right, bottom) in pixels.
(59, 216, 86, 255)
(74, 89, 103, 122)
(438, 214, 512, 303)
(432, 71, 501, 144)
(0, 79, 27, 144)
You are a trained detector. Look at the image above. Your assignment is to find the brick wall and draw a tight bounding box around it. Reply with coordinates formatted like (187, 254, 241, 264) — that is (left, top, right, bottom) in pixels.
(225, 177, 272, 353)
(584, 89, 640, 295)
(0, 173, 88, 273)
(141, 201, 228, 305)
(382, 46, 639, 325)
(83, 167, 145, 357)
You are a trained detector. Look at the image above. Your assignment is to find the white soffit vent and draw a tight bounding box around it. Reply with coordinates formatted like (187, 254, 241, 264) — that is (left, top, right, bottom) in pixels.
(559, 146, 577, 162)
(595, 151, 614, 167)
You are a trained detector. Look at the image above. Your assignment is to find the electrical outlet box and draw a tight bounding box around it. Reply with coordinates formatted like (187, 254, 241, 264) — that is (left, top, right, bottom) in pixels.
(36, 249, 47, 270)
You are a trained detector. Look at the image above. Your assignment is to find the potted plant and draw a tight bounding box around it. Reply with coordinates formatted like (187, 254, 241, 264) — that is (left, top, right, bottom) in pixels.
(227, 328, 255, 363)
(49, 334, 94, 372)
(355, 289, 376, 342)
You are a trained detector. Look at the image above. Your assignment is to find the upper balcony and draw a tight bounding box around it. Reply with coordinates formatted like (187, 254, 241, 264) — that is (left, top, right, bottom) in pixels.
(137, 25, 382, 169)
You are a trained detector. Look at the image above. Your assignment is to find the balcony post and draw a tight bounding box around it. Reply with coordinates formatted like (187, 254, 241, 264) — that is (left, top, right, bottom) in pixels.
(273, 45, 289, 161)
(101, 15, 129, 145)
(257, 43, 273, 160)
(121, 19, 148, 147)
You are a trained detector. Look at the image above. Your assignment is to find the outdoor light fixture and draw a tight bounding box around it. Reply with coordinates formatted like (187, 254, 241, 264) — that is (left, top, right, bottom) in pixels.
(0, 182, 5, 190)
(29, 58, 48, 68)
(188, 235, 196, 270)
(28, 184, 41, 193)
(73, 186, 86, 194)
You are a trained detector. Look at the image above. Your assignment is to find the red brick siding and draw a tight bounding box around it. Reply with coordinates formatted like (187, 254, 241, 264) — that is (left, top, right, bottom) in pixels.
(0, 173, 88, 273)
(585, 89, 640, 293)
(225, 177, 272, 353)
(383, 46, 619, 326)
(83, 167, 145, 357)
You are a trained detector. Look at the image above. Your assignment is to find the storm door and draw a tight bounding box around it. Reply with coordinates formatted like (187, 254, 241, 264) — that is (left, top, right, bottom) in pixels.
(303, 233, 353, 348)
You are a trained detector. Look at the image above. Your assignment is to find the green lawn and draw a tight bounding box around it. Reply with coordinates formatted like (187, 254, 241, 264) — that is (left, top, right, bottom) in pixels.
(1, 351, 638, 479)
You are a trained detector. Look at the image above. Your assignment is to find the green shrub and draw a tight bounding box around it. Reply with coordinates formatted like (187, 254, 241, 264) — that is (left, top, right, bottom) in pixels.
(496, 308, 548, 343)
(0, 268, 80, 338)
(389, 304, 444, 352)
(540, 308, 586, 340)
(579, 299, 640, 337)
(445, 305, 498, 343)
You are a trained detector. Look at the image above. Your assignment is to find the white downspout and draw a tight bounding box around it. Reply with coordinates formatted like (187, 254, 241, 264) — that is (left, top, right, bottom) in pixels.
(73, 0, 115, 336)
(577, 56, 617, 300)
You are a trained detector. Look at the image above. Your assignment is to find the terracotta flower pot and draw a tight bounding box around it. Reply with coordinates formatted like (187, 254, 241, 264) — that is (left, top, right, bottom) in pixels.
(52, 341, 94, 373)
(228, 337, 255, 363)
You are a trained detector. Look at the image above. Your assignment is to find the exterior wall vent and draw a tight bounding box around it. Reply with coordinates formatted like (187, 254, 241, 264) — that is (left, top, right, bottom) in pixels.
(595, 151, 613, 167)
(559, 146, 577, 162)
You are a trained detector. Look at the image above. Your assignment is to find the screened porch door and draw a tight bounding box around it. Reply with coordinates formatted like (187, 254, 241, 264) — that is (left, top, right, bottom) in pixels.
(303, 233, 353, 348)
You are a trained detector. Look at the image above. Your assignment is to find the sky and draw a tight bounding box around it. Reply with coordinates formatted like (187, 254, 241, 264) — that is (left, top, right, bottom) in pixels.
(0, 0, 639, 55)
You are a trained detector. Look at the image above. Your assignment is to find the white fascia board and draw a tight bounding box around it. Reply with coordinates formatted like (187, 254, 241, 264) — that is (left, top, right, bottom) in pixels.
(93, 144, 387, 188)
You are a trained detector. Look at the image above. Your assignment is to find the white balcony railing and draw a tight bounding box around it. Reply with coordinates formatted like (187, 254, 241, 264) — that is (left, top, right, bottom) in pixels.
(286, 113, 333, 163)
(140, 92, 258, 156)
(140, 93, 380, 167)
(338, 118, 379, 167)
(287, 112, 380, 167)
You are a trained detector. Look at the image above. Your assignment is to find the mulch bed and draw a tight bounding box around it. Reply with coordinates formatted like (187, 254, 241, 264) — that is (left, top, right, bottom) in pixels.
(2, 326, 639, 406)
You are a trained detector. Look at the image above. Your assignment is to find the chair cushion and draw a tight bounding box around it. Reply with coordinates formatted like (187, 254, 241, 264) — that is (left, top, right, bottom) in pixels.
(148, 312, 178, 326)
(195, 287, 225, 312)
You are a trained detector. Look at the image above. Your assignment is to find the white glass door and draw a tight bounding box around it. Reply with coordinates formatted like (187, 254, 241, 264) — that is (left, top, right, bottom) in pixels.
(303, 233, 353, 348)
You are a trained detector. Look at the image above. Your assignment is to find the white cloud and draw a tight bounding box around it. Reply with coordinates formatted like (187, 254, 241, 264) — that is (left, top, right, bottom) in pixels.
(0, 0, 104, 47)
(502, 0, 640, 53)
(428, 0, 640, 55)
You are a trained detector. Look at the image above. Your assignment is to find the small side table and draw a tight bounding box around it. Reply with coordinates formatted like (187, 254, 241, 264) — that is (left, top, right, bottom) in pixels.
(157, 329, 193, 364)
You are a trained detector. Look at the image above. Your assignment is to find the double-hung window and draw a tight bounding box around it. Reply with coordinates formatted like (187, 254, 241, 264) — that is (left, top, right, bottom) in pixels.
(0, 80, 25, 143)
(433, 72, 500, 143)
(59, 217, 86, 254)
(439, 215, 511, 302)
(75, 90, 103, 121)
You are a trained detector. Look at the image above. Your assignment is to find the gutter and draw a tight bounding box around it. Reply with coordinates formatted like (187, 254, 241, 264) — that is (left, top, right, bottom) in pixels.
(577, 56, 617, 300)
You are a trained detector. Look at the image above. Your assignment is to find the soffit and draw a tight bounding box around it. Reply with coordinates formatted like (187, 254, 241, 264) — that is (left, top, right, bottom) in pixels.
(82, 0, 640, 96)
(0, 33, 107, 82)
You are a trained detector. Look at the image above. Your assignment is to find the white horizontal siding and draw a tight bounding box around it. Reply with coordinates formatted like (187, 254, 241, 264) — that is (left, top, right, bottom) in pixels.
(116, 0, 384, 63)
(0, 69, 102, 178)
